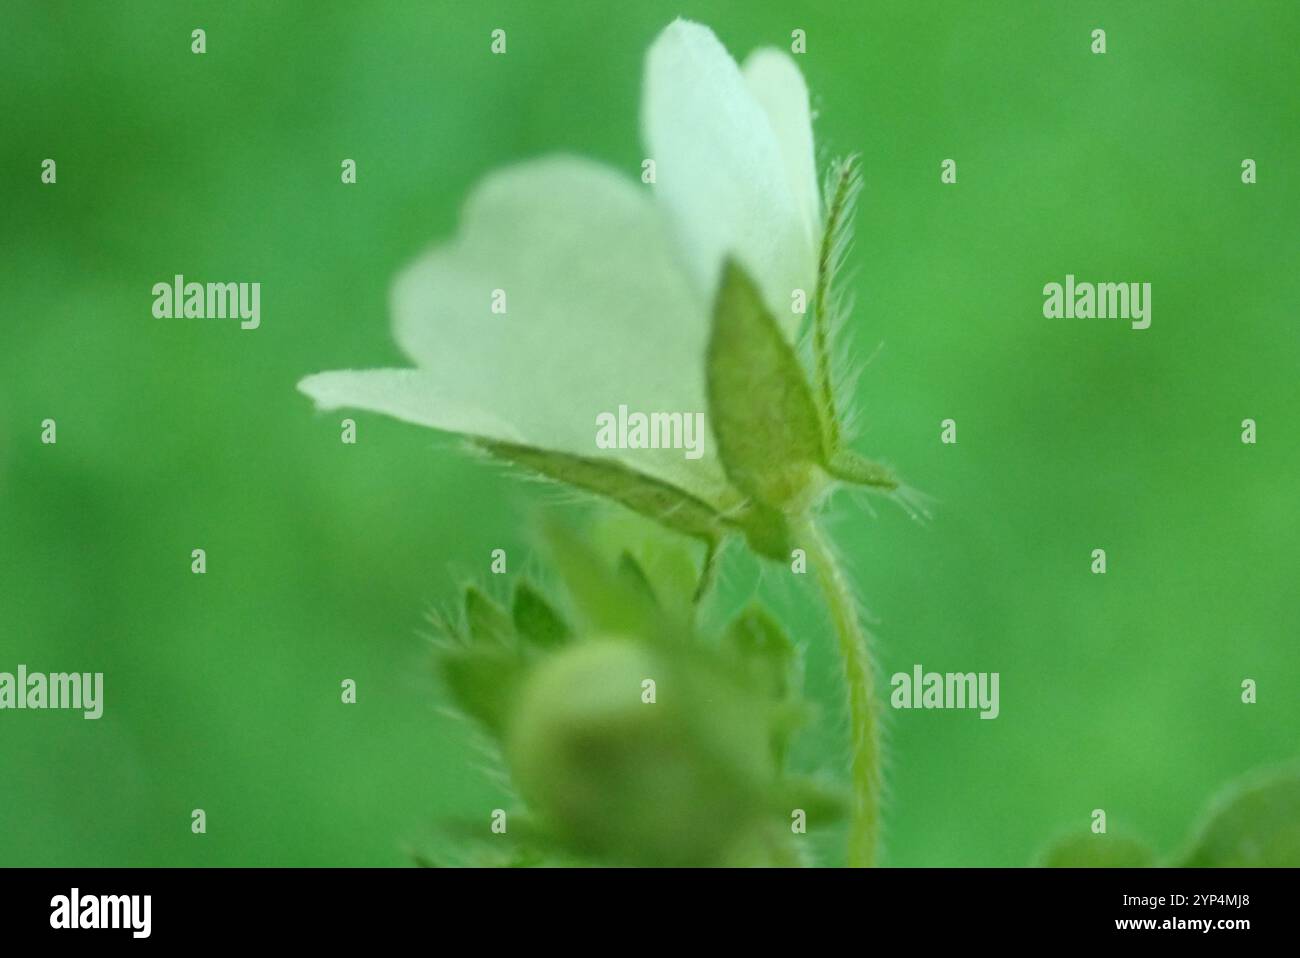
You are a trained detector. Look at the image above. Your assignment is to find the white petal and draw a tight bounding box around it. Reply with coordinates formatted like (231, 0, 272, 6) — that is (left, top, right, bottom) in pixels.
(742, 49, 820, 254)
(299, 156, 734, 508)
(298, 368, 522, 441)
(642, 19, 816, 335)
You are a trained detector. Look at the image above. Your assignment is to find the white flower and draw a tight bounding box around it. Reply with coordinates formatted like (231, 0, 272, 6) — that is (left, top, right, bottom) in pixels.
(298, 20, 819, 512)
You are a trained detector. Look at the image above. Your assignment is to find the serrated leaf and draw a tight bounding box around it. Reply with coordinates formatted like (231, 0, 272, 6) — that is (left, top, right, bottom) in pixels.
(464, 587, 513, 645)
(1038, 833, 1156, 868)
(707, 260, 827, 509)
(479, 439, 725, 545)
(511, 582, 571, 650)
(1179, 766, 1300, 867)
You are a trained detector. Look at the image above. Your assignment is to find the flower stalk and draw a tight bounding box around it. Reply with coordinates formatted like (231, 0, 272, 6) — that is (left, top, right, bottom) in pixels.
(803, 519, 881, 867)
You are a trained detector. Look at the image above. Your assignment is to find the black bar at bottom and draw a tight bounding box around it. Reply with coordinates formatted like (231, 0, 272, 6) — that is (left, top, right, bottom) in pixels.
(0, 867, 1289, 944)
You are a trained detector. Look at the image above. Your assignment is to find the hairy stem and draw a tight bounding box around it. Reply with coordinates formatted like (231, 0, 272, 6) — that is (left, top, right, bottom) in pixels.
(812, 157, 859, 454)
(802, 519, 881, 867)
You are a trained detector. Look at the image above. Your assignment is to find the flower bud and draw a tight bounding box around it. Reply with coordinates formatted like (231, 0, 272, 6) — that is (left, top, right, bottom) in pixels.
(504, 639, 776, 866)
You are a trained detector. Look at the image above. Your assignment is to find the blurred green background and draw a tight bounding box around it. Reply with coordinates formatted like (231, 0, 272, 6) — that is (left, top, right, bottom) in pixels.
(2, 1, 1296, 866)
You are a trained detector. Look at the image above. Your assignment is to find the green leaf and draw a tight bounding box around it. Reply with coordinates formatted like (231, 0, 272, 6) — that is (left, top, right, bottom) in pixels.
(1037, 833, 1156, 868)
(511, 582, 572, 650)
(464, 587, 513, 645)
(1178, 765, 1300, 867)
(707, 259, 827, 511)
(478, 439, 725, 544)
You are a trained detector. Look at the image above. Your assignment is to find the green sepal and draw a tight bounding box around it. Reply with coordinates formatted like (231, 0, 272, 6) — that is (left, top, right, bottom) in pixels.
(828, 448, 898, 490)
(439, 645, 524, 736)
(478, 439, 725, 545)
(587, 512, 711, 615)
(722, 606, 809, 768)
(464, 586, 513, 646)
(511, 581, 571, 651)
(616, 552, 661, 608)
(723, 605, 798, 700)
(731, 501, 796, 562)
(707, 260, 827, 510)
(542, 523, 668, 640)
